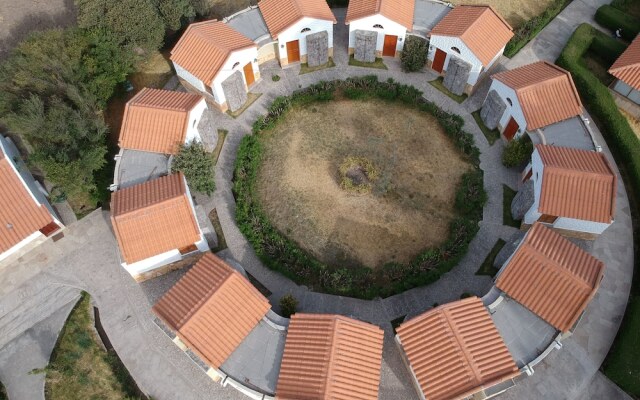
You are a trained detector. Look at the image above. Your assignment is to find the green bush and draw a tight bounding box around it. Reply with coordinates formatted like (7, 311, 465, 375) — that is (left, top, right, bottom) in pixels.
(171, 141, 215, 195)
(595, 5, 640, 41)
(233, 77, 486, 299)
(504, 0, 572, 57)
(279, 294, 299, 318)
(400, 35, 428, 72)
(502, 137, 533, 167)
(589, 34, 628, 64)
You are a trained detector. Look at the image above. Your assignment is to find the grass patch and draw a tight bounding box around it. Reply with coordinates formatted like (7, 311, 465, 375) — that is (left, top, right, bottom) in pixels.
(348, 55, 388, 70)
(208, 208, 228, 253)
(581, 50, 615, 86)
(45, 292, 146, 400)
(449, 0, 562, 28)
(503, 185, 521, 228)
(212, 129, 228, 165)
(472, 111, 500, 145)
(299, 57, 336, 75)
(226, 92, 262, 118)
(429, 77, 467, 104)
(476, 239, 507, 277)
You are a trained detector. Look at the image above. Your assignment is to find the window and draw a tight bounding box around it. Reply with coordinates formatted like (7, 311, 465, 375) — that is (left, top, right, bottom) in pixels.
(451, 46, 461, 54)
(373, 24, 384, 29)
(232, 62, 240, 69)
(506, 97, 513, 106)
(301, 27, 311, 33)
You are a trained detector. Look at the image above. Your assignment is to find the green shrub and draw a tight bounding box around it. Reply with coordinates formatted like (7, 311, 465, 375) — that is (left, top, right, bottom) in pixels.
(272, 74, 280, 82)
(279, 294, 299, 318)
(502, 137, 533, 167)
(400, 35, 428, 72)
(589, 34, 628, 64)
(172, 141, 215, 195)
(595, 5, 640, 41)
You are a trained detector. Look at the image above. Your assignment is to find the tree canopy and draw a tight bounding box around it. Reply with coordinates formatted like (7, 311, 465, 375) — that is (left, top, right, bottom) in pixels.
(172, 141, 216, 195)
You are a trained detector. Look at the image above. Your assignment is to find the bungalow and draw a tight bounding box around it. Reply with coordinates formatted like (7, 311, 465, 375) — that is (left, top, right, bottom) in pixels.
(495, 223, 605, 333)
(520, 145, 616, 238)
(609, 34, 640, 105)
(118, 88, 207, 155)
(428, 5, 513, 95)
(482, 61, 584, 141)
(345, 0, 415, 61)
(171, 20, 259, 113)
(110, 172, 209, 280)
(396, 297, 520, 400)
(0, 135, 63, 266)
(276, 313, 384, 400)
(259, 0, 336, 67)
(153, 253, 271, 376)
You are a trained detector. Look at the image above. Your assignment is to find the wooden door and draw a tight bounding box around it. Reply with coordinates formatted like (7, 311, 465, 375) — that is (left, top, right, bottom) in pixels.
(382, 35, 398, 57)
(286, 40, 300, 63)
(539, 214, 558, 224)
(243, 62, 255, 86)
(503, 117, 519, 141)
(39, 221, 60, 237)
(432, 48, 446, 73)
(179, 243, 198, 255)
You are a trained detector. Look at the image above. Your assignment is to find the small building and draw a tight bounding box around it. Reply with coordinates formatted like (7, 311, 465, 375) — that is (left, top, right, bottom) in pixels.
(0, 136, 63, 266)
(495, 223, 605, 333)
(224, 6, 277, 65)
(428, 5, 513, 95)
(276, 313, 384, 400)
(396, 297, 520, 400)
(521, 145, 616, 238)
(259, 0, 337, 67)
(609, 34, 640, 105)
(171, 20, 259, 113)
(153, 252, 271, 372)
(110, 172, 209, 279)
(118, 88, 207, 155)
(345, 0, 415, 61)
(483, 61, 583, 141)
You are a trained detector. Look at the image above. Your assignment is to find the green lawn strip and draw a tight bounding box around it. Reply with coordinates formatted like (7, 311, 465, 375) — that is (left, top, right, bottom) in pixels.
(226, 92, 262, 118)
(476, 239, 507, 277)
(472, 111, 500, 145)
(428, 77, 467, 104)
(45, 292, 145, 400)
(503, 184, 521, 228)
(602, 296, 640, 397)
(208, 208, 228, 253)
(348, 55, 388, 70)
(212, 129, 228, 165)
(299, 57, 336, 75)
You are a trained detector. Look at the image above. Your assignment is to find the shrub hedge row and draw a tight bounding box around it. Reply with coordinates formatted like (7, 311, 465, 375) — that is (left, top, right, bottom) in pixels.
(504, 0, 573, 58)
(594, 5, 640, 41)
(234, 76, 485, 299)
(556, 24, 640, 205)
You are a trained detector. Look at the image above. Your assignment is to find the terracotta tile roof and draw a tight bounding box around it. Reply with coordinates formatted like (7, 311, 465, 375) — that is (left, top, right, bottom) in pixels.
(496, 223, 605, 332)
(609, 34, 640, 90)
(259, 0, 336, 39)
(0, 148, 54, 253)
(171, 20, 256, 83)
(492, 61, 583, 130)
(345, 0, 415, 30)
(536, 145, 616, 223)
(276, 313, 384, 400)
(152, 253, 271, 367)
(110, 173, 202, 264)
(396, 297, 518, 400)
(430, 5, 513, 66)
(118, 88, 203, 155)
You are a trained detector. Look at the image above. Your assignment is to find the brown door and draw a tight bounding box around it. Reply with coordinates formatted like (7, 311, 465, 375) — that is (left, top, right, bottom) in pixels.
(503, 117, 519, 141)
(286, 40, 300, 63)
(432, 48, 446, 73)
(522, 169, 533, 182)
(243, 62, 255, 87)
(40, 221, 60, 237)
(539, 214, 558, 224)
(382, 35, 398, 57)
(179, 244, 198, 255)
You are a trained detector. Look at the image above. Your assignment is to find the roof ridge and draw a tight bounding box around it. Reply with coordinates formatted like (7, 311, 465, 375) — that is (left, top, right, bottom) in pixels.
(522, 241, 593, 292)
(182, 256, 235, 327)
(323, 316, 340, 398)
(441, 306, 482, 387)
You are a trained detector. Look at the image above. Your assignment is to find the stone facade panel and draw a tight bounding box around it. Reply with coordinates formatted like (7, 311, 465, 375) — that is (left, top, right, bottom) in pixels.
(354, 30, 377, 63)
(221, 70, 247, 112)
(306, 31, 329, 67)
(443, 56, 472, 96)
(481, 89, 507, 130)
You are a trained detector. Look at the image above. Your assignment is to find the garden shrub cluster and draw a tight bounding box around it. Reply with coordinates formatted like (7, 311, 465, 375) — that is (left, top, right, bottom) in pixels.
(504, 0, 573, 57)
(400, 35, 429, 73)
(171, 141, 216, 195)
(502, 136, 534, 167)
(594, 5, 640, 41)
(234, 76, 485, 299)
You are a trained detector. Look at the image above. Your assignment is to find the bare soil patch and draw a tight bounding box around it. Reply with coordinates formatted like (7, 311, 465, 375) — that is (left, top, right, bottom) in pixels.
(256, 99, 473, 269)
(449, 0, 557, 27)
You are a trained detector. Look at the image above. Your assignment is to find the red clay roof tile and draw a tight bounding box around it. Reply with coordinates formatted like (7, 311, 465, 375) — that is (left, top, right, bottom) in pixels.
(609, 34, 640, 91)
(259, 0, 336, 39)
(345, 0, 415, 30)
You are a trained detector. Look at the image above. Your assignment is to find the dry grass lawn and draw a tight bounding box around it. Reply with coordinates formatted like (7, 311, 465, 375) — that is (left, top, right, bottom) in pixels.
(449, 0, 557, 27)
(257, 99, 473, 269)
(620, 108, 640, 139)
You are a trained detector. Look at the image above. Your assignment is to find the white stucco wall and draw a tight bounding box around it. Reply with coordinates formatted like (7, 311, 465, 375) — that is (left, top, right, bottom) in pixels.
(174, 62, 206, 92)
(211, 46, 259, 105)
(523, 149, 612, 234)
(486, 78, 527, 138)
(277, 17, 334, 62)
(347, 14, 407, 53)
(185, 98, 208, 144)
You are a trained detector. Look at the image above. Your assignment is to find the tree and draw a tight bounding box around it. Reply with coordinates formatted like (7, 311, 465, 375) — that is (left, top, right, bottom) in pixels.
(156, 0, 196, 31)
(279, 294, 298, 318)
(502, 136, 534, 167)
(172, 141, 215, 195)
(400, 35, 428, 72)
